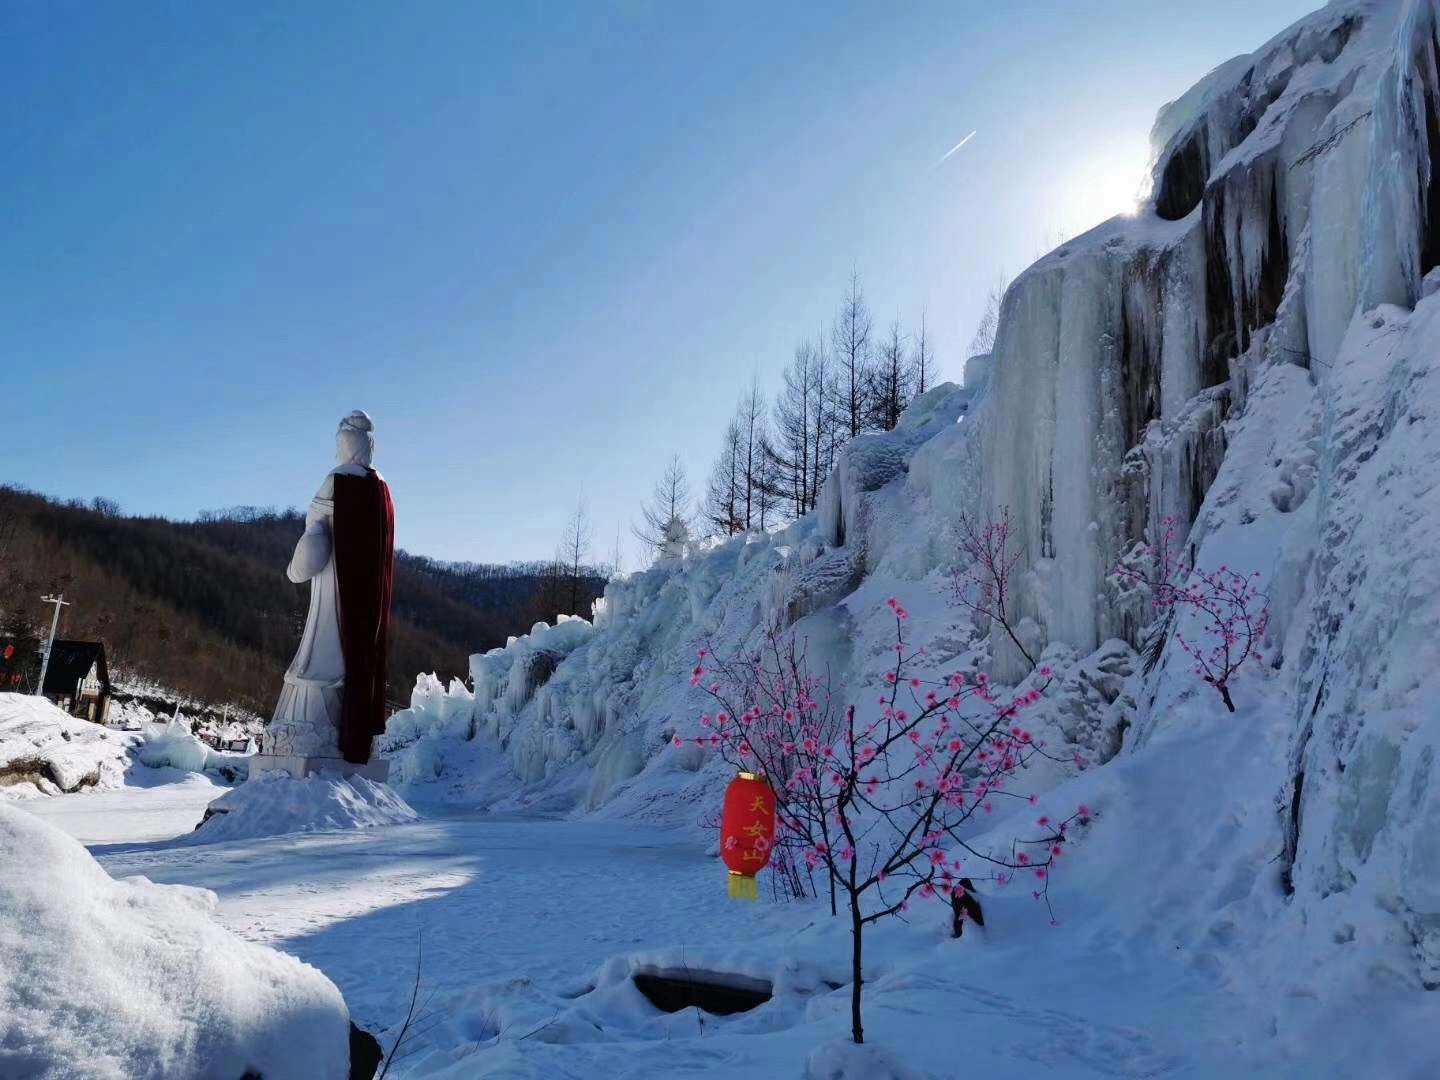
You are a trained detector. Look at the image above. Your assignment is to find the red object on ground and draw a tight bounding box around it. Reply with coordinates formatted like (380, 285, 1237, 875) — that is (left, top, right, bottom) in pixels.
(333, 469, 396, 764)
(720, 772, 776, 900)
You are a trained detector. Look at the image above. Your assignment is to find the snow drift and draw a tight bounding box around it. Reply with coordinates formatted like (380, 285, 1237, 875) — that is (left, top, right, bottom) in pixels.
(0, 802, 350, 1079)
(384, 0, 1440, 1070)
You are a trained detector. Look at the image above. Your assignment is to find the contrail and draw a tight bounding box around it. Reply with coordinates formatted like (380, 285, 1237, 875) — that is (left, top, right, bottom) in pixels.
(936, 130, 977, 168)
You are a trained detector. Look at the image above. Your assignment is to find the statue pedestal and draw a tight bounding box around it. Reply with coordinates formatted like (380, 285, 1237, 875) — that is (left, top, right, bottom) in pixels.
(248, 754, 390, 783)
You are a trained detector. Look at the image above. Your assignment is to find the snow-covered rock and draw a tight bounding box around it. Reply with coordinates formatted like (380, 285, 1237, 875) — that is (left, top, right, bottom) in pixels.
(0, 802, 350, 1079)
(188, 772, 418, 844)
(0, 693, 137, 797)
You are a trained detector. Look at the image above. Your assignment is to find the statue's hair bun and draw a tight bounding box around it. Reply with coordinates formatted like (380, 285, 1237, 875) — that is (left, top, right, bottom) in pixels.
(340, 410, 374, 433)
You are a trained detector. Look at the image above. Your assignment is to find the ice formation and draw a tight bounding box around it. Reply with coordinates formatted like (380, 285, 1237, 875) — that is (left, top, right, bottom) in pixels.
(0, 803, 350, 1078)
(385, 0, 1440, 1061)
(136, 718, 222, 774)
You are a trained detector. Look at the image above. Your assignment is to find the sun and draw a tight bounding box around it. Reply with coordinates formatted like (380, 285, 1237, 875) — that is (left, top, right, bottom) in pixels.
(1058, 148, 1150, 234)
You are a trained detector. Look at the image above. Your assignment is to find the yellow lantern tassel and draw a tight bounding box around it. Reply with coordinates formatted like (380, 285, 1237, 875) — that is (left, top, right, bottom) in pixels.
(727, 871, 759, 901)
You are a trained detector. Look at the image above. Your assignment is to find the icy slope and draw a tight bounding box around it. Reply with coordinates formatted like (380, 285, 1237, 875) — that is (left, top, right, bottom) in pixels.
(384, 0, 1440, 1060)
(0, 803, 350, 1079)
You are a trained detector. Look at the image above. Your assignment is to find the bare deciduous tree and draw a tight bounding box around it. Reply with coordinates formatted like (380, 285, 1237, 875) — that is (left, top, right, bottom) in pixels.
(968, 275, 1008, 359)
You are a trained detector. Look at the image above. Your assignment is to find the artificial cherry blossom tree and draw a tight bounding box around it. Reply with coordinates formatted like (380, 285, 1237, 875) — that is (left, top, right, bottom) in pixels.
(682, 598, 1088, 1044)
(1116, 515, 1269, 712)
(952, 507, 1036, 669)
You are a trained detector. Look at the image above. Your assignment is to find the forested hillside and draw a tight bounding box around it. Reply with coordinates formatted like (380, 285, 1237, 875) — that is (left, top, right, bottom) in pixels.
(0, 487, 606, 713)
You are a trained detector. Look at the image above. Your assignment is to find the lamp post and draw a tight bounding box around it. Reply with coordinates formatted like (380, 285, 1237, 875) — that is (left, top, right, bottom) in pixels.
(35, 594, 69, 698)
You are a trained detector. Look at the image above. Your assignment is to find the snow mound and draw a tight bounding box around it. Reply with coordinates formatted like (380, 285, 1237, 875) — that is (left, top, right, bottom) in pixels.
(0, 693, 137, 796)
(0, 802, 349, 1079)
(188, 772, 417, 844)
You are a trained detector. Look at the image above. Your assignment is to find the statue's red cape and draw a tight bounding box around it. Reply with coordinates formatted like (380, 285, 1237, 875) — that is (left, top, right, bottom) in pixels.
(332, 469, 395, 763)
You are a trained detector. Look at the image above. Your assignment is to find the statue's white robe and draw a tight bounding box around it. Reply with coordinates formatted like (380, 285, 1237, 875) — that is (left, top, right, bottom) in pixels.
(265, 464, 372, 758)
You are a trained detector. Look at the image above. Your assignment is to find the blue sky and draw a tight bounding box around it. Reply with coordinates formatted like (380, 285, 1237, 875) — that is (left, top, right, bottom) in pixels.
(5, 1, 1317, 565)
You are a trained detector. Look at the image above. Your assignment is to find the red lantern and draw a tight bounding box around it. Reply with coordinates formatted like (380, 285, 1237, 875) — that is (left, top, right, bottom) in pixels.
(720, 771, 776, 900)
(2, 645, 12, 661)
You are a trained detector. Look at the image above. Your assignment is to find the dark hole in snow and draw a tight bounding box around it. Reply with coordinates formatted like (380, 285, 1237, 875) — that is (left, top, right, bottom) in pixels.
(1155, 130, 1208, 221)
(350, 1022, 383, 1080)
(1320, 16, 1360, 64)
(633, 968, 772, 1016)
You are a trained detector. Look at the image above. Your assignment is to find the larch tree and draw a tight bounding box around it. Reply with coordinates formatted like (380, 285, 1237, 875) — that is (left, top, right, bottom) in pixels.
(737, 378, 769, 532)
(808, 339, 841, 512)
(832, 272, 874, 439)
(867, 316, 910, 431)
(910, 309, 934, 397)
(770, 342, 816, 519)
(753, 432, 783, 532)
(704, 418, 745, 537)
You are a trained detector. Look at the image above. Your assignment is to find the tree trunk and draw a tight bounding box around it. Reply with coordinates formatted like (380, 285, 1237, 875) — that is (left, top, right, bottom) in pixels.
(849, 892, 864, 1043)
(1219, 683, 1236, 713)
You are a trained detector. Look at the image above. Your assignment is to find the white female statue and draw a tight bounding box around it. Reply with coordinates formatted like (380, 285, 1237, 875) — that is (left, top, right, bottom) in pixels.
(257, 410, 395, 779)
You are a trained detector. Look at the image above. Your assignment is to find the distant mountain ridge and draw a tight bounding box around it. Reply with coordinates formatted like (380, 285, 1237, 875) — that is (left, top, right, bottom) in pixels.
(0, 487, 606, 714)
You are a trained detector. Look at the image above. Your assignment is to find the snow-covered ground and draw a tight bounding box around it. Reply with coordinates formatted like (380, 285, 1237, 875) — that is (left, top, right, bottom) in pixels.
(20, 770, 225, 845)
(22, 778, 1396, 1080)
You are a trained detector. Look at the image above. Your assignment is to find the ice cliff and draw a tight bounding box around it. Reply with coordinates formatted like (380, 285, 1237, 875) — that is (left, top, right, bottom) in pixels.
(384, 0, 1440, 1059)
